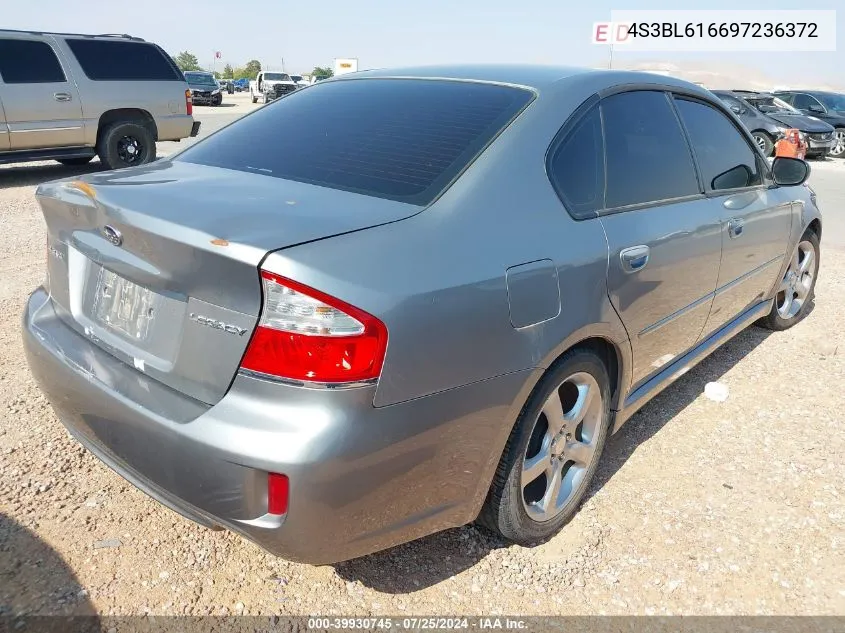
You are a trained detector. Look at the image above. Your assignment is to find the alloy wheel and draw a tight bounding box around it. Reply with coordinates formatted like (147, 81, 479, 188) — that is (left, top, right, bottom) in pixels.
(521, 372, 603, 522)
(777, 240, 816, 319)
(117, 135, 144, 166)
(831, 130, 845, 158)
(753, 134, 768, 153)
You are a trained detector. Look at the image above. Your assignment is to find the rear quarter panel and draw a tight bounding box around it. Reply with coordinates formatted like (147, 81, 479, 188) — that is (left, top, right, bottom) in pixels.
(261, 76, 633, 409)
(49, 37, 193, 144)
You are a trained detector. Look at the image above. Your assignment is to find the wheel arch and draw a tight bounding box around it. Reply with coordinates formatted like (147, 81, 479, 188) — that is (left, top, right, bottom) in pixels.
(808, 218, 822, 241)
(97, 108, 158, 143)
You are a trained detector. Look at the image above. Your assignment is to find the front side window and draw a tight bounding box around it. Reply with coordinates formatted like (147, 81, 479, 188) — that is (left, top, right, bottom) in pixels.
(792, 93, 820, 110)
(816, 93, 845, 111)
(601, 91, 700, 209)
(674, 97, 763, 192)
(548, 105, 604, 219)
(0, 39, 65, 84)
(65, 39, 182, 81)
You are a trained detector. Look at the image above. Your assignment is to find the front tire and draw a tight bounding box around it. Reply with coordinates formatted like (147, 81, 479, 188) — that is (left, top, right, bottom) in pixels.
(831, 128, 845, 158)
(96, 121, 155, 170)
(251, 91, 257, 104)
(479, 349, 611, 544)
(759, 229, 820, 331)
(213, 94, 223, 106)
(752, 131, 775, 157)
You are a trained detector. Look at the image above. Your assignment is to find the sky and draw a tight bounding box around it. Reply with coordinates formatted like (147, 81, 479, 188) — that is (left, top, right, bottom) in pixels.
(5, 0, 844, 89)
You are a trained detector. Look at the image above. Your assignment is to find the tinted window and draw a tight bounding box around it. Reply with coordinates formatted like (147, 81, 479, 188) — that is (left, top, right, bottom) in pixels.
(177, 79, 533, 205)
(791, 94, 818, 110)
(65, 39, 182, 81)
(601, 91, 699, 208)
(776, 93, 795, 105)
(0, 39, 65, 83)
(548, 106, 604, 219)
(675, 98, 762, 192)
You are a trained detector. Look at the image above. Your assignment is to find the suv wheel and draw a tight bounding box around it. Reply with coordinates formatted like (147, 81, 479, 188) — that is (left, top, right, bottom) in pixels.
(759, 229, 820, 331)
(251, 91, 258, 104)
(213, 93, 223, 106)
(479, 349, 611, 544)
(831, 128, 845, 158)
(752, 131, 774, 157)
(97, 122, 155, 170)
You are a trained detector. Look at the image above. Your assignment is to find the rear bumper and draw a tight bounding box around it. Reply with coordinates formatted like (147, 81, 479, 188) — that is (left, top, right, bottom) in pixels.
(156, 114, 197, 142)
(23, 287, 533, 564)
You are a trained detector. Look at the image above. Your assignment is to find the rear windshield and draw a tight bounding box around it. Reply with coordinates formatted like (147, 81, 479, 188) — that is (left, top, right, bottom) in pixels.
(64, 39, 183, 81)
(176, 78, 533, 205)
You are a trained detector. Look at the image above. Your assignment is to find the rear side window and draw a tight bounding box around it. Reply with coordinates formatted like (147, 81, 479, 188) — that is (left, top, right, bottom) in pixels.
(674, 98, 762, 192)
(177, 78, 533, 205)
(65, 39, 182, 81)
(601, 91, 700, 209)
(548, 105, 605, 219)
(0, 39, 65, 84)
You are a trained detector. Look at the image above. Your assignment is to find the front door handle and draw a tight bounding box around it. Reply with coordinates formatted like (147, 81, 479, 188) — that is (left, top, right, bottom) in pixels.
(53, 92, 72, 102)
(620, 245, 650, 273)
(728, 218, 745, 239)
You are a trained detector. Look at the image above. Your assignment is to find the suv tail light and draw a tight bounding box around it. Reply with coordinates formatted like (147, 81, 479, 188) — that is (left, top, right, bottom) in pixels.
(185, 89, 193, 116)
(241, 271, 387, 385)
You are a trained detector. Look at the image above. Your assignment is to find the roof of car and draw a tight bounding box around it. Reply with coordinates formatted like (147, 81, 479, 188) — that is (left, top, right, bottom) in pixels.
(0, 28, 144, 41)
(332, 64, 705, 92)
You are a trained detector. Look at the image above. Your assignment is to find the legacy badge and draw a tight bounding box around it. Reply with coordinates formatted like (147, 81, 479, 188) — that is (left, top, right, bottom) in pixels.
(189, 313, 248, 336)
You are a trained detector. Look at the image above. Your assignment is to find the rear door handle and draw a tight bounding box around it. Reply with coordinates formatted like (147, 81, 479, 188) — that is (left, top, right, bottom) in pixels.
(728, 218, 744, 239)
(620, 245, 650, 273)
(53, 92, 72, 102)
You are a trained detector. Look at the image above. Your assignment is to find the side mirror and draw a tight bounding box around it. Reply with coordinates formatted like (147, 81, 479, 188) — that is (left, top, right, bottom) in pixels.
(772, 157, 810, 186)
(808, 103, 825, 114)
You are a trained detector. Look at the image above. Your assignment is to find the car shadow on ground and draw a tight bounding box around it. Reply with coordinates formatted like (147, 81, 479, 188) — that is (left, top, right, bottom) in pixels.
(0, 163, 104, 189)
(198, 103, 238, 108)
(0, 513, 99, 628)
(335, 322, 779, 593)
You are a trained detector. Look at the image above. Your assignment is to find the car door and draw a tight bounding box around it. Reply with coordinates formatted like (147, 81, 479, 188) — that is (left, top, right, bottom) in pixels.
(598, 90, 723, 387)
(0, 35, 84, 150)
(790, 93, 826, 117)
(672, 95, 792, 340)
(0, 90, 10, 150)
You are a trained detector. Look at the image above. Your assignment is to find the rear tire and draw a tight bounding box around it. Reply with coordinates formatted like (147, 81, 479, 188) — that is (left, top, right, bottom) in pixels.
(752, 131, 774, 157)
(96, 121, 155, 170)
(759, 229, 820, 331)
(478, 348, 611, 544)
(251, 91, 257, 104)
(56, 156, 94, 166)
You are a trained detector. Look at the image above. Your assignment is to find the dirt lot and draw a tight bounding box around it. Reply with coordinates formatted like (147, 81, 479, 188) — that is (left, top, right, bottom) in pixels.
(1, 148, 844, 618)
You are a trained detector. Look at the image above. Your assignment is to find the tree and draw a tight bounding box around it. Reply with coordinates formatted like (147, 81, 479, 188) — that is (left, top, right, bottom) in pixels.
(244, 59, 262, 77)
(174, 51, 202, 72)
(311, 66, 334, 78)
(222, 63, 234, 79)
(212, 71, 221, 79)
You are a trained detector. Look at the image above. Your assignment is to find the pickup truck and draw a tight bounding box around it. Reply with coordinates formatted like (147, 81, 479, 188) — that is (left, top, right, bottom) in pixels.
(249, 71, 298, 104)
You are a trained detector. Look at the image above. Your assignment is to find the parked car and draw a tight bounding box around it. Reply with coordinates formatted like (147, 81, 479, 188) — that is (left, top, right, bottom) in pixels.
(729, 91, 835, 158)
(218, 78, 235, 95)
(184, 71, 223, 106)
(24, 66, 821, 565)
(0, 30, 198, 169)
(711, 90, 786, 156)
(233, 78, 249, 92)
(249, 71, 298, 103)
(774, 90, 845, 158)
(289, 74, 309, 89)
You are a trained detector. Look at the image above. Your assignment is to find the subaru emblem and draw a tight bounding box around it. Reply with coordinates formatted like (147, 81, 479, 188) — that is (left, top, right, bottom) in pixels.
(102, 225, 122, 246)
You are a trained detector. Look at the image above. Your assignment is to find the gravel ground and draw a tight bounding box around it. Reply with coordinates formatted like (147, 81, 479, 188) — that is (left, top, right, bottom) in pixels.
(1, 150, 844, 618)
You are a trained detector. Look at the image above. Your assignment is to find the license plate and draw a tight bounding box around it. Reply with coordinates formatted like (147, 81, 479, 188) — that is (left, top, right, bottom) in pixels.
(92, 267, 158, 341)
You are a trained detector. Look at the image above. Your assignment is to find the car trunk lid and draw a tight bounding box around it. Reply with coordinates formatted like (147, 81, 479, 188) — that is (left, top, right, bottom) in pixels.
(36, 159, 420, 405)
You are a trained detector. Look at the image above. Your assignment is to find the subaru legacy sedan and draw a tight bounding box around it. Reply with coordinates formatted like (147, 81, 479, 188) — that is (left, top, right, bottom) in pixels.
(24, 66, 821, 564)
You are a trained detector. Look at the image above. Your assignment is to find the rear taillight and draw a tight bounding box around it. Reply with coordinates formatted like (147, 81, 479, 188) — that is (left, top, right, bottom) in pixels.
(240, 271, 388, 384)
(185, 89, 193, 116)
